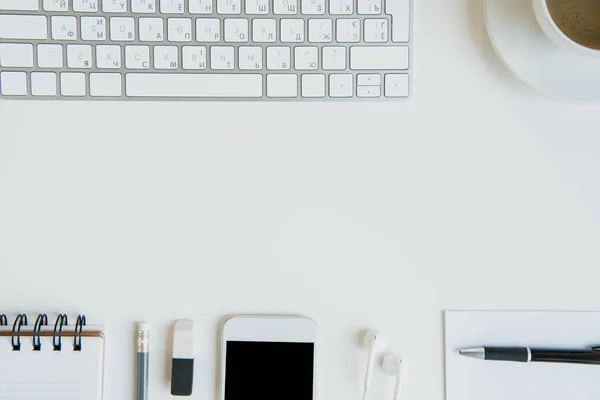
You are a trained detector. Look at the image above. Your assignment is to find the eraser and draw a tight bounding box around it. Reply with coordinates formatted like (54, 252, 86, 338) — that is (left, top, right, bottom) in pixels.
(171, 320, 195, 396)
(138, 322, 150, 333)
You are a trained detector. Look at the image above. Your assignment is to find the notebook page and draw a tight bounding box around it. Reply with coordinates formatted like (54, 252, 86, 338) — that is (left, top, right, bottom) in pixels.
(0, 327, 104, 400)
(445, 311, 600, 400)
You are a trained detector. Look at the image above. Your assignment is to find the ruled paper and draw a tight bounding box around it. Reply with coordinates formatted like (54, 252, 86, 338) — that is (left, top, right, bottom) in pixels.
(0, 329, 104, 400)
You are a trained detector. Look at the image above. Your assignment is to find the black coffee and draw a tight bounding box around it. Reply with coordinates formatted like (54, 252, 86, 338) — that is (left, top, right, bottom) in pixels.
(546, 0, 600, 50)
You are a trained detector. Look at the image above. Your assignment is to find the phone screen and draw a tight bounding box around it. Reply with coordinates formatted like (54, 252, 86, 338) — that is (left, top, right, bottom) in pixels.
(224, 341, 315, 400)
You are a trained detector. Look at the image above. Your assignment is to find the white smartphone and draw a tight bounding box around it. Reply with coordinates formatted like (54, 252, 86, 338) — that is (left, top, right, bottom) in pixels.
(219, 315, 319, 400)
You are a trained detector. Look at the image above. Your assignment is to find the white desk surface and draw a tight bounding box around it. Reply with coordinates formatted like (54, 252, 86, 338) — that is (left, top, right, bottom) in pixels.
(1, 0, 600, 399)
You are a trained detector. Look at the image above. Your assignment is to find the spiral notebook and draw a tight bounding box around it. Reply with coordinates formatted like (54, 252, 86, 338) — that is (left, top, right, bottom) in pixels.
(0, 314, 105, 400)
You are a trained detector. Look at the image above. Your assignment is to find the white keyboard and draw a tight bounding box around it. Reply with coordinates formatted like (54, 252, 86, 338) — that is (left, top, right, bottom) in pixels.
(0, 0, 411, 100)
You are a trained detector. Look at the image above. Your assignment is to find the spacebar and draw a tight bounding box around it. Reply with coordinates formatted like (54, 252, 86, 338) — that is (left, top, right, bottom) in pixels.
(126, 73, 263, 98)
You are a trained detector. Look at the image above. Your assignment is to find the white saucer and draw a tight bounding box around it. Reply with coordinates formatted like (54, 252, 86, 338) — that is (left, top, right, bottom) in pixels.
(485, 0, 600, 102)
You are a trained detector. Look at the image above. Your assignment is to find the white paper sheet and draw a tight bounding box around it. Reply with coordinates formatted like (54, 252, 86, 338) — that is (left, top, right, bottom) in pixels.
(0, 326, 105, 400)
(445, 311, 600, 400)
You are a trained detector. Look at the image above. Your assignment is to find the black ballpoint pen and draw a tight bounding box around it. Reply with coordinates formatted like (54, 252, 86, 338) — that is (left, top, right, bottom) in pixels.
(460, 346, 600, 365)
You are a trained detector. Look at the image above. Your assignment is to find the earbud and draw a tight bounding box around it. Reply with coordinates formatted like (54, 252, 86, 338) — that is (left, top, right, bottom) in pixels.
(362, 331, 388, 400)
(382, 354, 403, 400)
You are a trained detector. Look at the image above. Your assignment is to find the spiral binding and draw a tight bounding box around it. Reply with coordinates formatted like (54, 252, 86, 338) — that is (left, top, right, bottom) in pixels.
(33, 314, 48, 351)
(2, 314, 90, 351)
(73, 315, 86, 351)
(53, 314, 68, 351)
(11, 314, 27, 351)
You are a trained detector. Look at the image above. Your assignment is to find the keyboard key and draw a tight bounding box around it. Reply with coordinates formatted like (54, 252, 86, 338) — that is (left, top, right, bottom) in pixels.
(358, 0, 381, 14)
(336, 19, 360, 43)
(384, 73, 408, 97)
(44, 0, 68, 11)
(154, 46, 179, 69)
(210, 46, 234, 69)
(139, 18, 165, 41)
(161, 0, 185, 13)
(96, 45, 122, 68)
(329, 73, 352, 97)
(67, 45, 93, 69)
(238, 46, 262, 70)
(125, 46, 151, 69)
(0, 72, 27, 95)
(38, 44, 64, 68)
(73, 0, 99, 12)
(308, 19, 332, 43)
(132, 0, 157, 13)
(357, 74, 380, 85)
(301, 0, 324, 15)
(196, 18, 221, 42)
(31, 72, 57, 96)
(350, 46, 408, 70)
(266, 74, 297, 98)
(189, 0, 213, 13)
(0, 0, 39, 10)
(252, 19, 276, 43)
(245, 0, 268, 14)
(301, 74, 325, 98)
(386, 0, 409, 42)
(330, 0, 352, 14)
(274, 0, 297, 14)
(322, 46, 345, 70)
(224, 18, 249, 42)
(364, 19, 388, 43)
(168, 18, 192, 41)
(0, 43, 34, 68)
(126, 73, 263, 97)
(60, 72, 86, 96)
(357, 85, 380, 97)
(51, 16, 77, 40)
(217, 0, 241, 14)
(280, 19, 304, 43)
(294, 46, 318, 70)
(110, 17, 135, 41)
(267, 46, 290, 70)
(103, 0, 128, 12)
(81, 17, 107, 41)
(182, 46, 207, 69)
(0, 15, 47, 40)
(90, 73, 122, 96)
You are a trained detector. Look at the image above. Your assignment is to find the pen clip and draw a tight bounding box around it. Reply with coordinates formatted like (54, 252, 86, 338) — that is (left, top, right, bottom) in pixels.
(590, 346, 600, 352)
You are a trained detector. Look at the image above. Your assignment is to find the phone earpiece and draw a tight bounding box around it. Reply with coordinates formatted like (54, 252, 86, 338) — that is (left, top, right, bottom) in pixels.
(362, 331, 388, 400)
(382, 354, 403, 400)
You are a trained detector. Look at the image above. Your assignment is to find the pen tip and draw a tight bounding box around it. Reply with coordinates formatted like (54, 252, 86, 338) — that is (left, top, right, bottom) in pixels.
(459, 347, 485, 359)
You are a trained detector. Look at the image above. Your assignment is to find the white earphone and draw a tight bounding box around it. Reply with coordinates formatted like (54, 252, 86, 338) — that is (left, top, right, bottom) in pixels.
(382, 354, 403, 400)
(362, 331, 388, 400)
(363, 331, 403, 400)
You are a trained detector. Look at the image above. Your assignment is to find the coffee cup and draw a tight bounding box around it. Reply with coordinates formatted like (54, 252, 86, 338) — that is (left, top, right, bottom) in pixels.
(532, 0, 600, 58)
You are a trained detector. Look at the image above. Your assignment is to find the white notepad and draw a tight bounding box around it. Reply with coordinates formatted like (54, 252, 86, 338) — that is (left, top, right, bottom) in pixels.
(445, 311, 600, 400)
(0, 316, 105, 400)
